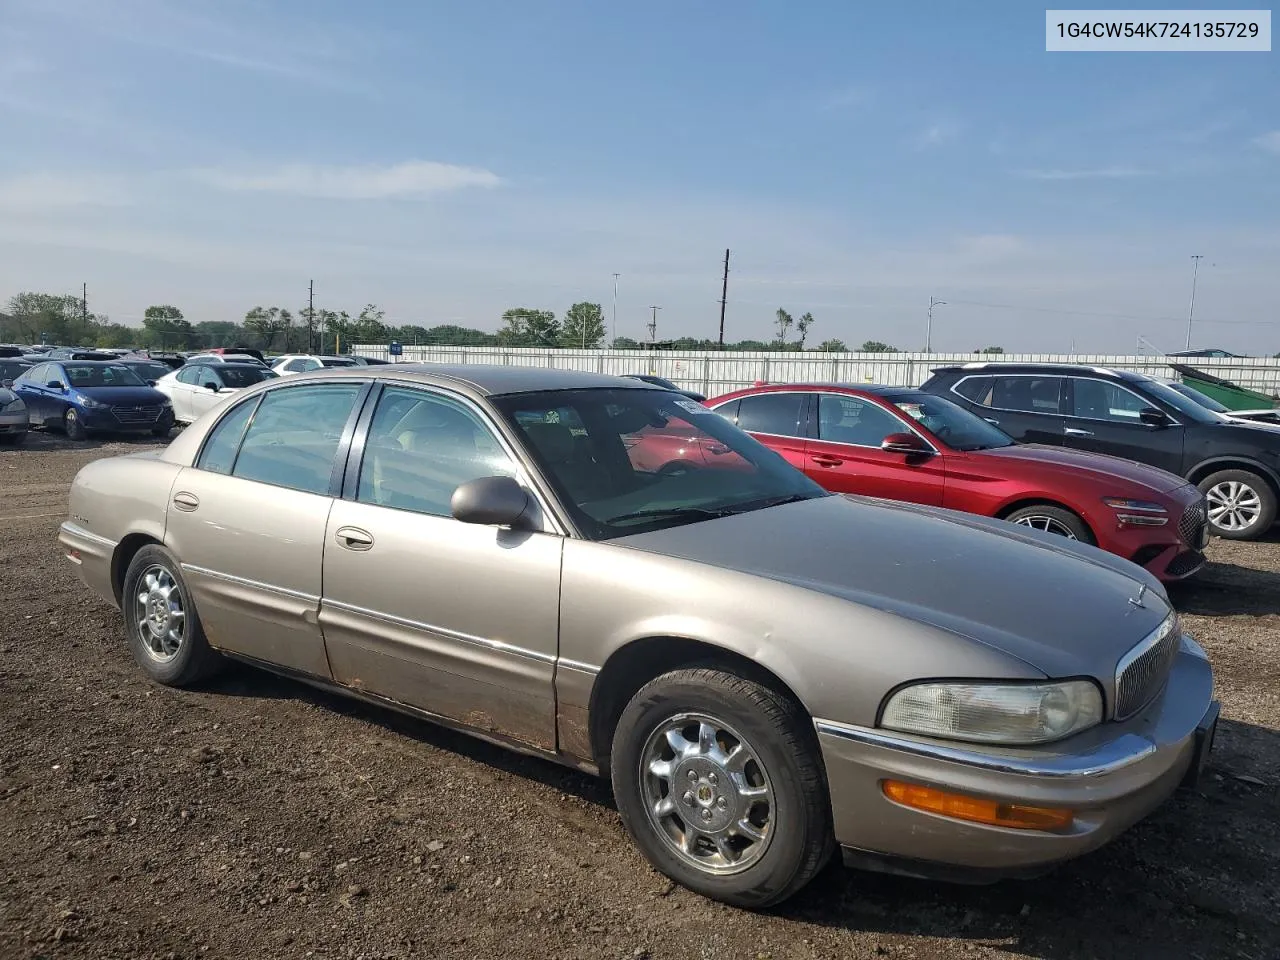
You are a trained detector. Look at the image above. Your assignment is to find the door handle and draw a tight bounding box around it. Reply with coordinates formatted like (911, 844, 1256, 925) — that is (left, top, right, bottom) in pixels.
(172, 491, 199, 512)
(984, 418, 1000, 426)
(811, 455, 844, 467)
(335, 526, 374, 551)
(1064, 427, 1094, 437)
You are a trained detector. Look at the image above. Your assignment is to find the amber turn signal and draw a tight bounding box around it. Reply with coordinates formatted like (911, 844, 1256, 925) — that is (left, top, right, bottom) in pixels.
(881, 780, 1074, 831)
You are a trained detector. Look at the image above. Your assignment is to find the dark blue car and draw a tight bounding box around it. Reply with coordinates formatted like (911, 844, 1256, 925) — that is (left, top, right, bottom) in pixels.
(13, 360, 175, 440)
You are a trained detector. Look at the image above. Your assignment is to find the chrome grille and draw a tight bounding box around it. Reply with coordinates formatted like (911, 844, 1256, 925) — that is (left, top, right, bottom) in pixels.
(1115, 615, 1181, 719)
(1178, 497, 1209, 549)
(111, 404, 163, 424)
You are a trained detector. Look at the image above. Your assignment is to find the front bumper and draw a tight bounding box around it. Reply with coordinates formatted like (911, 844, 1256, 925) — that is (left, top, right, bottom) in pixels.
(0, 409, 28, 433)
(79, 406, 174, 433)
(815, 635, 1215, 878)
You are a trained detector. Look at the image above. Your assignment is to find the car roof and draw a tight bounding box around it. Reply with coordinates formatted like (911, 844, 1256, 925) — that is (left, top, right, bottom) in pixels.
(288, 363, 655, 396)
(929, 361, 1147, 381)
(727, 382, 922, 397)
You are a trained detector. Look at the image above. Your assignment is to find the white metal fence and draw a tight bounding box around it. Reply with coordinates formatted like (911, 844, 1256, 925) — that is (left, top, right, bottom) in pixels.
(351, 345, 1280, 399)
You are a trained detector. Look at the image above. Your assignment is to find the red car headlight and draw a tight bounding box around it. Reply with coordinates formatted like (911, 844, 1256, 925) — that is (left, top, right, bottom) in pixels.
(1102, 497, 1169, 527)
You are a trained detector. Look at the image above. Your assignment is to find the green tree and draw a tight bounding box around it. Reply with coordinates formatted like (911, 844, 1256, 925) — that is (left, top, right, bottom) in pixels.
(5, 292, 101, 345)
(417, 324, 496, 346)
(774, 308, 794, 345)
(612, 336, 641, 350)
(859, 340, 898, 353)
(243, 306, 292, 351)
(324, 310, 354, 354)
(817, 338, 848, 352)
(560, 302, 606, 348)
(351, 303, 387, 344)
(497, 307, 559, 347)
(193, 320, 248, 348)
(95, 323, 137, 348)
(979, 345, 1005, 354)
(795, 312, 815, 350)
(142, 304, 194, 349)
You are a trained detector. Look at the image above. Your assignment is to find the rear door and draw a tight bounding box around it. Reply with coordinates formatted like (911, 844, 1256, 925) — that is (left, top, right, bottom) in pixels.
(318, 383, 563, 749)
(164, 379, 370, 678)
(15, 363, 49, 423)
(1061, 376, 1185, 474)
(806, 392, 945, 505)
(190, 366, 230, 421)
(725, 391, 811, 470)
(948, 374, 1067, 445)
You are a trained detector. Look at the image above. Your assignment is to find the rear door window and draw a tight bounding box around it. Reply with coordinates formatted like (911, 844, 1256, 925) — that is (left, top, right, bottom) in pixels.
(987, 376, 1063, 414)
(229, 384, 364, 494)
(734, 393, 807, 437)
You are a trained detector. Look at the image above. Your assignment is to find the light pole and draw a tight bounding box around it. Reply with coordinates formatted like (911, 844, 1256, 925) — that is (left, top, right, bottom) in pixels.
(611, 273, 620, 347)
(1185, 255, 1204, 351)
(926, 296, 945, 353)
(647, 305, 661, 343)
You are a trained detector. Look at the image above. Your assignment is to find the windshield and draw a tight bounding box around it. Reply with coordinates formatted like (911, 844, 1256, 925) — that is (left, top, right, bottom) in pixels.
(64, 364, 146, 387)
(220, 366, 278, 387)
(1134, 378, 1223, 424)
(321, 358, 357, 367)
(1166, 380, 1230, 414)
(889, 392, 1014, 451)
(492, 387, 827, 539)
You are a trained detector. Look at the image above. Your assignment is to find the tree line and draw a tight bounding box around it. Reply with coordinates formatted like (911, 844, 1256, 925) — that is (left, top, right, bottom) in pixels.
(1, 291, 1000, 354)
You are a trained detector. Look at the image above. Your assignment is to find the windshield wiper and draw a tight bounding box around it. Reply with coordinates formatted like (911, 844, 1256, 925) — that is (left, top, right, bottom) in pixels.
(603, 505, 736, 527)
(721, 493, 817, 514)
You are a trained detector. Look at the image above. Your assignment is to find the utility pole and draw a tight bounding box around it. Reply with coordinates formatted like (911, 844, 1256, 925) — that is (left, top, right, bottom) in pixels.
(611, 273, 620, 347)
(307, 279, 315, 353)
(82, 283, 87, 324)
(647, 305, 661, 343)
(1185, 255, 1204, 351)
(717, 248, 730, 348)
(926, 296, 945, 353)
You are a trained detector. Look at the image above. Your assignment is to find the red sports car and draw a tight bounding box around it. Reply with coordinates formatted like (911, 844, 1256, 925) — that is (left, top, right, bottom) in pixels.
(703, 383, 1209, 582)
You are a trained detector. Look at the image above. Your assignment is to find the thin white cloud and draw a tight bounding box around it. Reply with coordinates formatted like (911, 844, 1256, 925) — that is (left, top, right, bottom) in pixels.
(1016, 166, 1154, 181)
(1255, 131, 1280, 155)
(192, 161, 503, 200)
(0, 172, 131, 209)
(915, 120, 961, 149)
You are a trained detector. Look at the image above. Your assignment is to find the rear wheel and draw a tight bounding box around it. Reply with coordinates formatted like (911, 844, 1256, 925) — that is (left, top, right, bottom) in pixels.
(122, 545, 223, 686)
(1004, 504, 1093, 543)
(1198, 469, 1276, 540)
(63, 408, 87, 441)
(610, 666, 833, 908)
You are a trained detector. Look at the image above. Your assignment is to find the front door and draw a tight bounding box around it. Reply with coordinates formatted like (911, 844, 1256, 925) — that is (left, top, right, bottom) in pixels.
(806, 392, 945, 505)
(1061, 377, 1185, 474)
(164, 380, 369, 678)
(319, 384, 563, 750)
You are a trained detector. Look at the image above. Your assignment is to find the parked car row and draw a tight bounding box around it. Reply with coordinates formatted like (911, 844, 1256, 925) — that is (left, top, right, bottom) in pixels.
(60, 363, 1219, 909)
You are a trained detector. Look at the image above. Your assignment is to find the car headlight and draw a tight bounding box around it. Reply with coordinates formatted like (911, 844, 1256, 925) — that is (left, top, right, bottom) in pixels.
(1102, 497, 1168, 526)
(880, 679, 1104, 745)
(76, 394, 109, 410)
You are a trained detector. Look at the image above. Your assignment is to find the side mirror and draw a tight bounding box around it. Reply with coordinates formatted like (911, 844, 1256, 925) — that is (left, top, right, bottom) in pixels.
(881, 432, 931, 455)
(48, 380, 65, 391)
(0, 379, 11, 389)
(205, 383, 221, 392)
(146, 379, 157, 386)
(451, 475, 530, 527)
(1139, 407, 1171, 427)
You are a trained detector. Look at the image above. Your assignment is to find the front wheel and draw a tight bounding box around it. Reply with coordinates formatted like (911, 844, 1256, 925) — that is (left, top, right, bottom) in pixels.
(610, 667, 833, 908)
(63, 408, 87, 441)
(1004, 504, 1094, 543)
(1199, 469, 1276, 540)
(121, 545, 223, 686)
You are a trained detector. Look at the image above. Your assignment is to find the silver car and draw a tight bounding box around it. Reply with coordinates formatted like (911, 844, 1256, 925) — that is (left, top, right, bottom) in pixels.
(0, 382, 29, 445)
(59, 365, 1218, 907)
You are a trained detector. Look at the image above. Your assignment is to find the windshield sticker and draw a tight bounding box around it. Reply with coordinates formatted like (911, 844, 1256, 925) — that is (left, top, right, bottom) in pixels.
(672, 399, 710, 415)
(896, 403, 926, 421)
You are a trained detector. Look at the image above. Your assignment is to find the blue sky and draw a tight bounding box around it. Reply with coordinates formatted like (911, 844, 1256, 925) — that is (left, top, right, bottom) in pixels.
(0, 0, 1276, 352)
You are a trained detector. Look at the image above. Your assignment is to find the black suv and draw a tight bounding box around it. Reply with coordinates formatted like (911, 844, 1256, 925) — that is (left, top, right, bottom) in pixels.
(921, 362, 1280, 541)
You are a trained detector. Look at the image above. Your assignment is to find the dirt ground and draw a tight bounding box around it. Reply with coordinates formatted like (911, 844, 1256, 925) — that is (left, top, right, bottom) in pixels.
(1, 432, 1277, 960)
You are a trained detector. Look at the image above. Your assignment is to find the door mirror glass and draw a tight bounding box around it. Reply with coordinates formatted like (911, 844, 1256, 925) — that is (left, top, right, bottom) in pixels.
(1139, 407, 1171, 427)
(451, 475, 529, 527)
(206, 382, 221, 392)
(48, 380, 65, 391)
(0, 379, 11, 389)
(881, 432, 931, 455)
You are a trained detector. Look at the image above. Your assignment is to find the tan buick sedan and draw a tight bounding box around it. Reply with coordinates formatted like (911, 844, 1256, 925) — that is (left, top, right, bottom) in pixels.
(60, 365, 1218, 907)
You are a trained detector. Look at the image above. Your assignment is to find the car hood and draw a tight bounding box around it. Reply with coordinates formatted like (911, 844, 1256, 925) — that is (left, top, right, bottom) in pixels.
(616, 495, 1169, 678)
(75, 385, 169, 405)
(971, 443, 1189, 494)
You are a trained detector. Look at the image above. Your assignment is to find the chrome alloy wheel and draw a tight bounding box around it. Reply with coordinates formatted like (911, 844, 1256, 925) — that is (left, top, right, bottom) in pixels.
(1206, 480, 1262, 533)
(1012, 514, 1079, 539)
(640, 713, 775, 875)
(135, 565, 186, 662)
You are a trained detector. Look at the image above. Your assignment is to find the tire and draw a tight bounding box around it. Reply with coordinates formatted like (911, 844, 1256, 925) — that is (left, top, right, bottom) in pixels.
(1198, 469, 1277, 541)
(1004, 504, 1094, 543)
(121, 544, 223, 686)
(151, 424, 172, 438)
(610, 666, 833, 908)
(63, 408, 87, 441)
